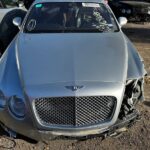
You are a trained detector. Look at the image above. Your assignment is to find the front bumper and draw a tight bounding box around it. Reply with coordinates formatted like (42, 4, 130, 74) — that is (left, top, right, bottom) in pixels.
(39, 110, 139, 140)
(0, 82, 126, 141)
(0, 108, 139, 141)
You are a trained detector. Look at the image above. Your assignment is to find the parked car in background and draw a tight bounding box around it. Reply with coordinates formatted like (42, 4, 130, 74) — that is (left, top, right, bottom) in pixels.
(109, 0, 150, 22)
(0, 0, 19, 23)
(23, 0, 34, 9)
(0, 0, 146, 141)
(0, 0, 26, 56)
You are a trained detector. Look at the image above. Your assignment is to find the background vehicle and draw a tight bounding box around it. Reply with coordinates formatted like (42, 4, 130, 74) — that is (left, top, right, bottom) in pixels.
(23, 0, 34, 9)
(108, 0, 150, 22)
(0, 0, 26, 56)
(0, 0, 20, 22)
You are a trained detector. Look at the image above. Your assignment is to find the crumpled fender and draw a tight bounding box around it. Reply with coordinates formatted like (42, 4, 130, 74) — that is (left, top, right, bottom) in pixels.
(126, 36, 147, 79)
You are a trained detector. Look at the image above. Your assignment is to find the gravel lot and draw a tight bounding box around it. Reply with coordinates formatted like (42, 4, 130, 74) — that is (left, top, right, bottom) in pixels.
(0, 23, 150, 150)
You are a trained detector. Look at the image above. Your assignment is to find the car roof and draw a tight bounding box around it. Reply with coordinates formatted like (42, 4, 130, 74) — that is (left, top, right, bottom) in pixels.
(34, 0, 105, 4)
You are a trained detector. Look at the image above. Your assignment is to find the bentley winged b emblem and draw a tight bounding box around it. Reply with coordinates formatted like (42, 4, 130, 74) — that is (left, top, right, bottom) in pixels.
(65, 85, 84, 91)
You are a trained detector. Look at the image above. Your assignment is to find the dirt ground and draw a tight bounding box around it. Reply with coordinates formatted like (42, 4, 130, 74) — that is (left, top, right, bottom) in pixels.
(0, 23, 150, 150)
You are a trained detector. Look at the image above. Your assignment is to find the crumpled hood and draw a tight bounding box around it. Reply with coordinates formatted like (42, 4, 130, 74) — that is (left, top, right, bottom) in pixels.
(16, 32, 128, 89)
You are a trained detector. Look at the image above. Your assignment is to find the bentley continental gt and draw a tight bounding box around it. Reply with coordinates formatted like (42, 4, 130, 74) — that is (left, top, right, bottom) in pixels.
(0, 0, 147, 141)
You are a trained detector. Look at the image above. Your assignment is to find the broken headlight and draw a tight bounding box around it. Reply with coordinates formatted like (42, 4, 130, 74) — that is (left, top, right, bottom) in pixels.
(126, 79, 143, 104)
(119, 79, 143, 119)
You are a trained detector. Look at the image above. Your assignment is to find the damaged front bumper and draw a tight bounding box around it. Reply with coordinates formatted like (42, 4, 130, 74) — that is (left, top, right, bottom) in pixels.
(38, 109, 140, 140)
(0, 79, 143, 141)
(0, 109, 140, 141)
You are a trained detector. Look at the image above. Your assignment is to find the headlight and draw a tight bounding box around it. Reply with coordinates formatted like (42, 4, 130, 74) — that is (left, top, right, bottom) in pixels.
(0, 91, 6, 109)
(127, 9, 131, 14)
(9, 96, 25, 118)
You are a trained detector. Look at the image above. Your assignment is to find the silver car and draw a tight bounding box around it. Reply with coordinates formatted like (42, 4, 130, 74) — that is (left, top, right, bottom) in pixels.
(0, 0, 147, 141)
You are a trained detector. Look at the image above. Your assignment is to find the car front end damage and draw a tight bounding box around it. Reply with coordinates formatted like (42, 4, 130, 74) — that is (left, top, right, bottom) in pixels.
(0, 77, 145, 141)
(0, 34, 146, 141)
(0, 0, 147, 142)
(0, 40, 146, 141)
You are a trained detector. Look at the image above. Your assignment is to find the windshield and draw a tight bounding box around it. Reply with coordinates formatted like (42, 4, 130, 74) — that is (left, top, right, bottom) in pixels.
(24, 2, 119, 33)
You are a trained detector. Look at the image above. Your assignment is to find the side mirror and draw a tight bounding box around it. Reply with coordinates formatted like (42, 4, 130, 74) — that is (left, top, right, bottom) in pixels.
(118, 17, 128, 27)
(13, 17, 22, 29)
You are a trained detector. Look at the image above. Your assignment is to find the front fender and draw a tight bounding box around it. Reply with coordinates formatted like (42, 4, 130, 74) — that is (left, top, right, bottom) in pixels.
(0, 38, 23, 98)
(126, 36, 147, 79)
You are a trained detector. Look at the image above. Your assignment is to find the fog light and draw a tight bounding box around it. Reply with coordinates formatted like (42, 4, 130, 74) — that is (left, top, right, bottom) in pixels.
(0, 91, 6, 109)
(9, 96, 25, 118)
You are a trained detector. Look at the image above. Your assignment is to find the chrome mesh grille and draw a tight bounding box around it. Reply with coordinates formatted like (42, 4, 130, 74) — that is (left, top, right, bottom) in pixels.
(34, 96, 116, 127)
